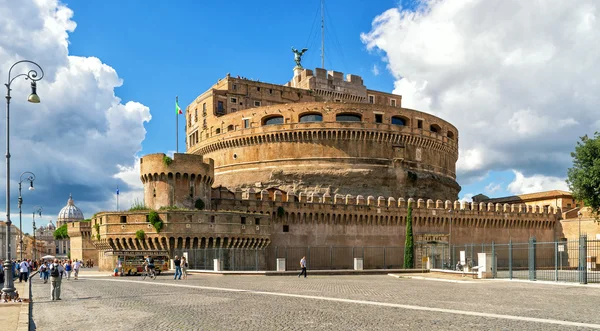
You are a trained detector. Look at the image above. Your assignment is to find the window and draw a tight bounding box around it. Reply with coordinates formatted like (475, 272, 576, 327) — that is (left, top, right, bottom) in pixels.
(241, 217, 246, 225)
(120, 216, 127, 224)
(299, 113, 323, 122)
(217, 101, 224, 112)
(269, 89, 273, 94)
(243, 118, 250, 129)
(203, 103, 206, 113)
(189, 183, 194, 198)
(233, 84, 237, 90)
(335, 99, 341, 102)
(231, 108, 237, 112)
(283, 225, 289, 232)
(257, 87, 261, 91)
(567, 203, 572, 208)
(391, 116, 406, 126)
(375, 114, 383, 123)
(417, 119, 423, 129)
(368, 95, 375, 104)
(430, 124, 441, 133)
(447, 131, 455, 139)
(336, 114, 361, 122)
(255, 218, 260, 225)
(227, 124, 234, 131)
(390, 99, 397, 107)
(210, 216, 215, 223)
(231, 97, 237, 103)
(194, 109, 198, 121)
(263, 116, 284, 126)
(215, 128, 221, 134)
(254, 101, 261, 107)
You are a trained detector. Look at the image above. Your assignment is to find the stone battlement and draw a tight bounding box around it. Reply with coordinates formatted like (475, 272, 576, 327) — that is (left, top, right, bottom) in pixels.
(140, 153, 214, 180)
(229, 188, 562, 217)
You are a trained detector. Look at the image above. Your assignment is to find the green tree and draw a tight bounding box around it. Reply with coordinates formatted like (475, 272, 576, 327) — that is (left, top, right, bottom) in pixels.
(53, 224, 69, 240)
(135, 229, 146, 240)
(567, 132, 600, 218)
(403, 203, 414, 269)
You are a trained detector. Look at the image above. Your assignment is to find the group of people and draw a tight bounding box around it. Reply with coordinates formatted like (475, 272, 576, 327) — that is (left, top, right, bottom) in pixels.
(0, 258, 35, 284)
(41, 258, 83, 301)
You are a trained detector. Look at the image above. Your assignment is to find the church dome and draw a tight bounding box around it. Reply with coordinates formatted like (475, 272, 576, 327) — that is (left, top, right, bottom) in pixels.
(57, 194, 84, 223)
(47, 220, 55, 230)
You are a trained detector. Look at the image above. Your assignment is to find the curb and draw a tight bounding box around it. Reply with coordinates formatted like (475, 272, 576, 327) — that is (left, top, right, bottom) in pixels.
(17, 281, 30, 331)
(387, 273, 477, 283)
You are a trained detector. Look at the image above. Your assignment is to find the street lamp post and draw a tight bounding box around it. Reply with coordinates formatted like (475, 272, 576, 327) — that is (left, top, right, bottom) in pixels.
(578, 210, 583, 240)
(2, 60, 43, 300)
(17, 171, 35, 261)
(32, 206, 42, 261)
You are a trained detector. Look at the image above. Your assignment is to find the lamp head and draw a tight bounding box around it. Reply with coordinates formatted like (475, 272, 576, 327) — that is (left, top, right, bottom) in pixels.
(28, 181, 34, 191)
(27, 81, 40, 103)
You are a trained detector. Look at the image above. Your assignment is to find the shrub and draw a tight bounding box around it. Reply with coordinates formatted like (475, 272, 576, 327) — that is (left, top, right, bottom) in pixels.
(195, 198, 205, 210)
(135, 229, 146, 240)
(162, 155, 173, 166)
(148, 211, 163, 233)
(129, 198, 149, 211)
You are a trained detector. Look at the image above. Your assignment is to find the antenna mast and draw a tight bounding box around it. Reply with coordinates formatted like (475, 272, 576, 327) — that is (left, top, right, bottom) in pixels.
(321, 0, 325, 69)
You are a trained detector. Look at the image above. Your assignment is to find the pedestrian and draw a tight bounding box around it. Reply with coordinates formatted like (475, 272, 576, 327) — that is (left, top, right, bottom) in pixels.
(39, 262, 49, 284)
(65, 260, 72, 280)
(19, 259, 29, 282)
(298, 256, 307, 278)
(173, 256, 182, 280)
(73, 259, 81, 280)
(181, 256, 188, 280)
(49, 259, 64, 301)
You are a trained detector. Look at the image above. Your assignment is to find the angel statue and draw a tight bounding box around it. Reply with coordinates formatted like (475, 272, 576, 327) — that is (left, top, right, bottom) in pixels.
(292, 47, 308, 68)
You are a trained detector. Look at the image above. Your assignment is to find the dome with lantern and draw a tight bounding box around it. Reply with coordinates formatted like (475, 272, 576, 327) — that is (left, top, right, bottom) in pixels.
(57, 194, 84, 225)
(46, 220, 56, 230)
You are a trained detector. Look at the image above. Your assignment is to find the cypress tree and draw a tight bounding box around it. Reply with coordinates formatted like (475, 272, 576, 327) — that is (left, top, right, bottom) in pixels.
(403, 203, 414, 269)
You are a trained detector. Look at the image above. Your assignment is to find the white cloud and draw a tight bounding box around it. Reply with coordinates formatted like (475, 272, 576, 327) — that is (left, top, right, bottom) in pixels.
(484, 182, 501, 194)
(371, 64, 380, 76)
(459, 193, 473, 203)
(0, 0, 151, 229)
(361, 0, 600, 185)
(507, 170, 569, 195)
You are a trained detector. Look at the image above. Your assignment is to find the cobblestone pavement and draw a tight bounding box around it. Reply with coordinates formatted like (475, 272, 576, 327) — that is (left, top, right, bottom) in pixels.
(30, 274, 600, 330)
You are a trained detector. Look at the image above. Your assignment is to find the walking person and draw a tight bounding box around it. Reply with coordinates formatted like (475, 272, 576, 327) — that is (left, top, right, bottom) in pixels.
(72, 259, 81, 280)
(298, 256, 307, 278)
(49, 259, 64, 301)
(65, 260, 72, 280)
(19, 259, 29, 283)
(181, 256, 188, 280)
(173, 256, 182, 280)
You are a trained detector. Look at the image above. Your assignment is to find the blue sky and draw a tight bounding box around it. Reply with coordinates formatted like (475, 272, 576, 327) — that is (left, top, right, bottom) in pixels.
(3, 0, 593, 233)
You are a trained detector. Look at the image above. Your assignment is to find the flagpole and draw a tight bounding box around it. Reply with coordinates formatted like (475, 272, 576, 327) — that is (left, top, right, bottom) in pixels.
(116, 185, 119, 211)
(176, 95, 179, 154)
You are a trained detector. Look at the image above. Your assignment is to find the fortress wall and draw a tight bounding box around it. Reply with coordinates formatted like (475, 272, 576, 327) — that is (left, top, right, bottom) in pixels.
(215, 194, 559, 247)
(140, 153, 214, 210)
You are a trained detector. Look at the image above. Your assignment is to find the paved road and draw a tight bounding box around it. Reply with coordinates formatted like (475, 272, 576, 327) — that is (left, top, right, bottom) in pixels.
(29, 274, 600, 330)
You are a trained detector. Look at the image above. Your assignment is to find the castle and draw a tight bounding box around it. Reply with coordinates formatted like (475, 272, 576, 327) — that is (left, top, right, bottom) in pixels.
(67, 65, 571, 271)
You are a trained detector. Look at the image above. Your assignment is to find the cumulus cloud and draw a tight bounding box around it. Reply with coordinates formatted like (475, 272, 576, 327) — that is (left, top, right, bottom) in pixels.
(484, 182, 501, 194)
(361, 0, 599, 188)
(507, 170, 569, 195)
(0, 0, 150, 229)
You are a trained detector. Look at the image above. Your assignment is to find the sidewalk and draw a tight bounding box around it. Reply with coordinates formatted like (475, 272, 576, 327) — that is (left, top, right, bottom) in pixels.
(0, 279, 30, 331)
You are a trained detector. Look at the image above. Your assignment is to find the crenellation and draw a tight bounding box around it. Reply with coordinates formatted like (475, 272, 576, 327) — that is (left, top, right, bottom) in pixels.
(367, 196, 376, 206)
(377, 196, 386, 207)
(357, 195, 366, 205)
(426, 199, 434, 209)
(388, 197, 396, 208)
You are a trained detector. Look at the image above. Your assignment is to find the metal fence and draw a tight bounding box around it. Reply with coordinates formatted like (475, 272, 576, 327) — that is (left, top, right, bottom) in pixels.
(445, 236, 600, 284)
(173, 246, 405, 271)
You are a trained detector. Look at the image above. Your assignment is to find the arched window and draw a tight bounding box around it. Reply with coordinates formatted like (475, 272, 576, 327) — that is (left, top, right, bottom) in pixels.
(262, 115, 284, 126)
(430, 124, 441, 133)
(336, 113, 361, 122)
(299, 113, 323, 122)
(391, 116, 407, 126)
(447, 131, 455, 139)
(227, 125, 234, 132)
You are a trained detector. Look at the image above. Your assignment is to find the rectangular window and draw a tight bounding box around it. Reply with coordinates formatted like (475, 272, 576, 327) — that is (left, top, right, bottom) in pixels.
(120, 216, 127, 224)
(241, 217, 246, 224)
(233, 84, 237, 90)
(231, 97, 237, 103)
(210, 216, 215, 223)
(203, 103, 206, 111)
(257, 87, 261, 91)
(390, 99, 397, 107)
(217, 101, 224, 111)
(417, 119, 423, 129)
(254, 101, 261, 107)
(269, 89, 273, 94)
(283, 225, 289, 232)
(368, 95, 375, 104)
(375, 114, 383, 123)
(255, 218, 260, 225)
(243, 118, 250, 128)
(567, 203, 572, 208)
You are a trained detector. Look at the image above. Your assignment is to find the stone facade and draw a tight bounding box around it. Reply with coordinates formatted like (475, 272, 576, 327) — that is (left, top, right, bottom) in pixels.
(185, 69, 457, 200)
(141, 153, 214, 210)
(474, 190, 582, 212)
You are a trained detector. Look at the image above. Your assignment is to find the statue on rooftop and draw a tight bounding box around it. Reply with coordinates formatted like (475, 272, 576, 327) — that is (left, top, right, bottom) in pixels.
(292, 47, 308, 68)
